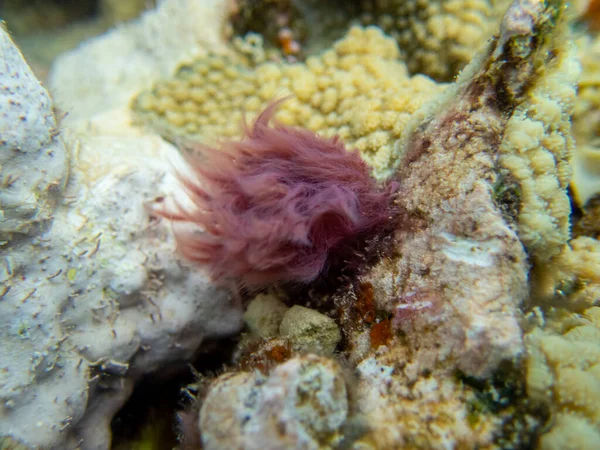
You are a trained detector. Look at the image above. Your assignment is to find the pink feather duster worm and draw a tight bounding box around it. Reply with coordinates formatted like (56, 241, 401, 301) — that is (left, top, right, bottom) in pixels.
(157, 99, 398, 289)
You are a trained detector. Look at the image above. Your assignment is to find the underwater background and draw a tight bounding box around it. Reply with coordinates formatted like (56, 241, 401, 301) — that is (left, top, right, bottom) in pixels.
(1, 0, 600, 449)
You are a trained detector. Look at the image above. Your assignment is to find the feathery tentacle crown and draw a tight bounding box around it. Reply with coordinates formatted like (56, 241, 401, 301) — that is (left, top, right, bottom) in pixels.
(159, 99, 397, 289)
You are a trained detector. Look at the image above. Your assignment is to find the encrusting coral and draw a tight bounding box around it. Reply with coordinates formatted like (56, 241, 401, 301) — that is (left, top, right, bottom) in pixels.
(225, 0, 513, 81)
(525, 306, 600, 449)
(523, 235, 600, 448)
(497, 33, 579, 262)
(152, 99, 398, 289)
(132, 26, 443, 180)
(571, 34, 600, 208)
(358, 0, 513, 81)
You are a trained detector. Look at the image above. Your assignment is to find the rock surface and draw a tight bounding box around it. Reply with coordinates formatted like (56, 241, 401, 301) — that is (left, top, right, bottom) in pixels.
(200, 355, 348, 450)
(0, 27, 243, 449)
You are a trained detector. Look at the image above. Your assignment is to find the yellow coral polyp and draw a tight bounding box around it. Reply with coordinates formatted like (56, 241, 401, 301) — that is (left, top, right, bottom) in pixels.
(496, 41, 579, 262)
(131, 26, 444, 179)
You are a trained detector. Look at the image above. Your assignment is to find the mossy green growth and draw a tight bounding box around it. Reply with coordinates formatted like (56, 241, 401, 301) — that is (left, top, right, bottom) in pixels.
(0, 435, 33, 450)
(492, 170, 522, 223)
(112, 418, 173, 450)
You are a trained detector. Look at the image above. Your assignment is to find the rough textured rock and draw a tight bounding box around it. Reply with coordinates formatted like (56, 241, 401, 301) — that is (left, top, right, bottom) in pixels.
(200, 355, 348, 450)
(244, 293, 289, 338)
(279, 306, 342, 356)
(0, 28, 68, 241)
(357, 0, 577, 380)
(0, 28, 243, 450)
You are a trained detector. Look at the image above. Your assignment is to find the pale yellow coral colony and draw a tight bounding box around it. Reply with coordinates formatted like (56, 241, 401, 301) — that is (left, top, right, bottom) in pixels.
(359, 0, 512, 80)
(498, 43, 579, 262)
(130, 5, 600, 447)
(572, 34, 600, 207)
(133, 27, 443, 180)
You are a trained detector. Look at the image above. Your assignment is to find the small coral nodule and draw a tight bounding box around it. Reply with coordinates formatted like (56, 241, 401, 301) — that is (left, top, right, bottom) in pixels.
(157, 99, 398, 289)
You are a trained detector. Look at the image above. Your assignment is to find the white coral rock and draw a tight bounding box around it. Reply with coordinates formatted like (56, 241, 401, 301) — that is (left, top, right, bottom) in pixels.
(0, 27, 243, 450)
(200, 355, 349, 450)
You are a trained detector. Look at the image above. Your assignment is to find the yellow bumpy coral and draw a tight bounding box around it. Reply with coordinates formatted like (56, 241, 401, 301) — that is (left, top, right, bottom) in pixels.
(497, 43, 580, 262)
(571, 35, 600, 207)
(132, 26, 443, 180)
(526, 304, 600, 449)
(359, 0, 512, 81)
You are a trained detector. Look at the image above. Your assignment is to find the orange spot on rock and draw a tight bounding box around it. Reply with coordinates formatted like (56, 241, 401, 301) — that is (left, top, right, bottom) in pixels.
(370, 320, 392, 349)
(266, 344, 292, 363)
(356, 282, 376, 324)
(584, 0, 600, 29)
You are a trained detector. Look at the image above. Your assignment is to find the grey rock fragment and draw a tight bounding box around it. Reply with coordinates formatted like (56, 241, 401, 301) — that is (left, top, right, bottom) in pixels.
(200, 355, 348, 450)
(244, 293, 289, 338)
(280, 305, 341, 356)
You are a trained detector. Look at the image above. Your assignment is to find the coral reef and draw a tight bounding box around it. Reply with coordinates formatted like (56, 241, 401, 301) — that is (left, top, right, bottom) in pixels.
(359, 0, 576, 380)
(3, 0, 597, 447)
(525, 306, 600, 449)
(497, 39, 579, 262)
(190, 0, 582, 448)
(226, 0, 514, 81)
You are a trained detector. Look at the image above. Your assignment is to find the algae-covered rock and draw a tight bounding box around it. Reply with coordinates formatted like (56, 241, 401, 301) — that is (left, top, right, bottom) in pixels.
(244, 293, 289, 338)
(279, 305, 342, 356)
(200, 355, 348, 450)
